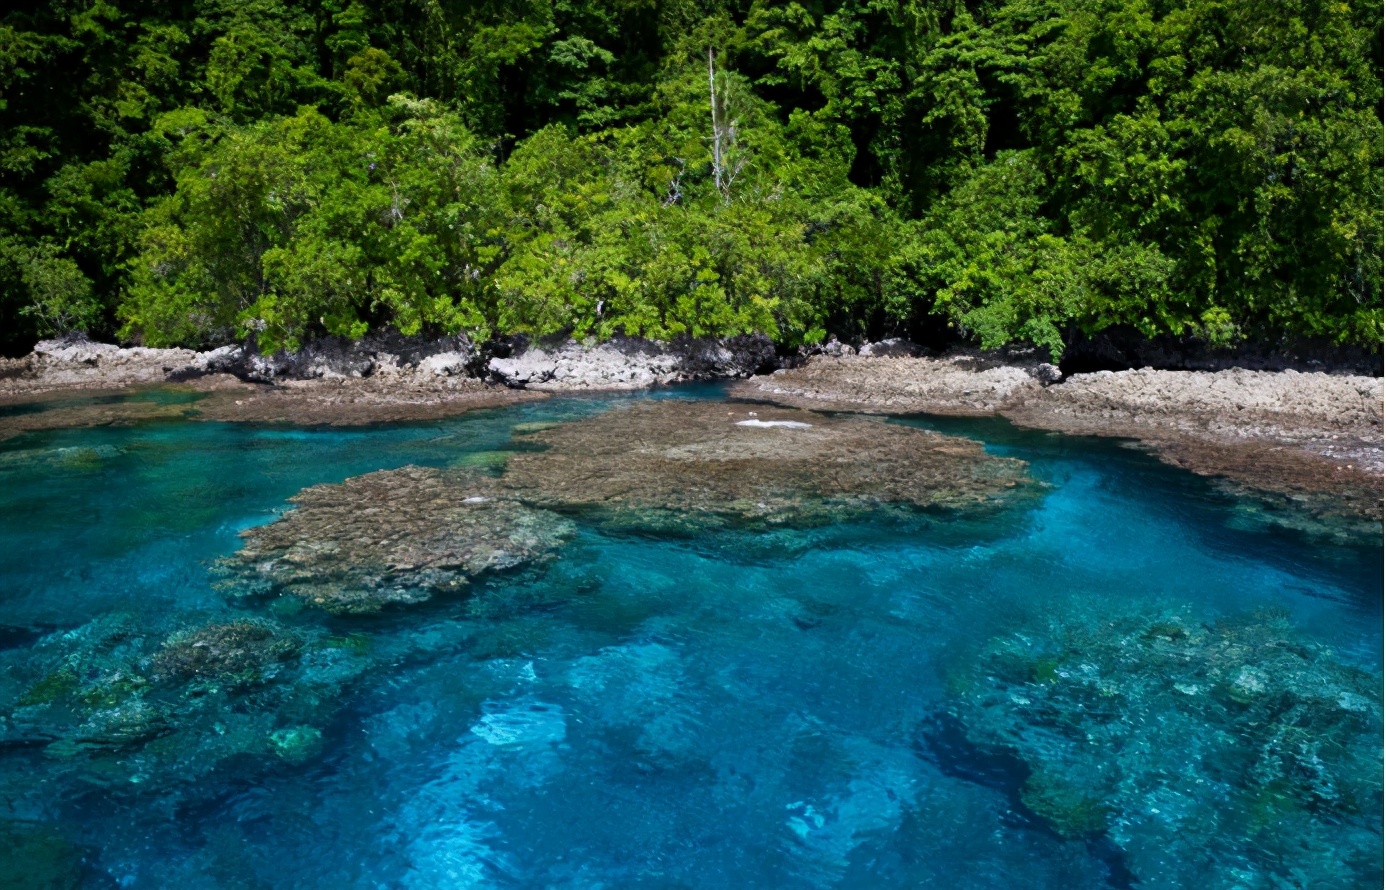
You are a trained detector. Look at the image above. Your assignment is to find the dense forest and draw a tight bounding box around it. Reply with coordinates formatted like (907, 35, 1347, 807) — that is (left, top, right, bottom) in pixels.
(1, 0, 1380, 359)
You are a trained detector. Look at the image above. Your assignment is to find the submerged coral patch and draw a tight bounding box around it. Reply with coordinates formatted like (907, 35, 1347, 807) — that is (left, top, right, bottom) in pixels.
(152, 619, 302, 686)
(0, 820, 90, 889)
(0, 613, 365, 794)
(944, 608, 1383, 888)
(222, 466, 574, 614)
(502, 401, 1038, 527)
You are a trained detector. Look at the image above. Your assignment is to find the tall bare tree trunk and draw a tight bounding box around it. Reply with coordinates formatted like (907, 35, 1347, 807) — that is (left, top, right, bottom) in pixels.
(708, 47, 723, 198)
(707, 47, 744, 205)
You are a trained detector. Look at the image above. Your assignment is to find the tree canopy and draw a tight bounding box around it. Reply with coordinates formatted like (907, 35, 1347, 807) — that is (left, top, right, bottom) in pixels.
(1, 0, 1380, 358)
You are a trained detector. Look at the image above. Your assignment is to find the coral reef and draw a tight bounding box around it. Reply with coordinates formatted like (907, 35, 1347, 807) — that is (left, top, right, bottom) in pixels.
(502, 401, 1038, 527)
(0, 390, 199, 442)
(944, 608, 1384, 888)
(222, 466, 574, 614)
(186, 373, 546, 426)
(152, 620, 302, 686)
(269, 725, 324, 764)
(0, 613, 362, 792)
(734, 357, 1384, 526)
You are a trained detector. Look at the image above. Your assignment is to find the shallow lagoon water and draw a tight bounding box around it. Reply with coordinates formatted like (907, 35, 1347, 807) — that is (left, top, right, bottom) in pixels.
(0, 385, 1379, 888)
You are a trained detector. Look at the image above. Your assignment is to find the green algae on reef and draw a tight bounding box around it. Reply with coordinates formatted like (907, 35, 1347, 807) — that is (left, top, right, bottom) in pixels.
(945, 608, 1383, 889)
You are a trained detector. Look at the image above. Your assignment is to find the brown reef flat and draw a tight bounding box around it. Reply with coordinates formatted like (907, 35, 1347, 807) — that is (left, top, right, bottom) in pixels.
(0, 374, 543, 441)
(222, 466, 574, 614)
(732, 356, 1383, 525)
(501, 400, 1039, 526)
(186, 373, 546, 426)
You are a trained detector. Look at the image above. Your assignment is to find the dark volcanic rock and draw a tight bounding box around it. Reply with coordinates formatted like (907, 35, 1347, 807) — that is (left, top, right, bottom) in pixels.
(487, 334, 776, 390)
(205, 331, 477, 382)
(1060, 327, 1384, 376)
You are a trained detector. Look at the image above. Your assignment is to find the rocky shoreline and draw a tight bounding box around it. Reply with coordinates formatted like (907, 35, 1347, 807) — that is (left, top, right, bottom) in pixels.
(731, 354, 1384, 523)
(2, 334, 1380, 523)
(0, 332, 776, 432)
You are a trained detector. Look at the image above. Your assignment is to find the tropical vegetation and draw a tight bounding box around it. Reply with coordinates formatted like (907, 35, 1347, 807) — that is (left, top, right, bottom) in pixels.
(1, 0, 1380, 358)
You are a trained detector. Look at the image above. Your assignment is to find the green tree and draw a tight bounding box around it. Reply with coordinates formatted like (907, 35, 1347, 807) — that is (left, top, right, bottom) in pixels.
(0, 0, 1378, 358)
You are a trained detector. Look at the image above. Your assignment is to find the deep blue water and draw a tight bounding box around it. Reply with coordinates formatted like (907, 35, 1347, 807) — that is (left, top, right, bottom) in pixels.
(0, 386, 1379, 888)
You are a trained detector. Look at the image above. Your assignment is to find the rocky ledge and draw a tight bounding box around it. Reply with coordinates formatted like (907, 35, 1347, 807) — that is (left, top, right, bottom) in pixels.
(486, 334, 775, 389)
(0, 330, 481, 396)
(1, 331, 775, 399)
(0, 332, 777, 435)
(0, 332, 542, 435)
(3, 333, 1380, 527)
(731, 355, 1384, 524)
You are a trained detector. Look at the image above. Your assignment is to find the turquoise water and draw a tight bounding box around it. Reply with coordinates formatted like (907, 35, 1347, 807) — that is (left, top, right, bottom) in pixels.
(0, 386, 1379, 888)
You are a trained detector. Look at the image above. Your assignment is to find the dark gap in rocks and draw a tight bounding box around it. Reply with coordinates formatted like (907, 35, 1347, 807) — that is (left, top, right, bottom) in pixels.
(916, 710, 1139, 890)
(1060, 328, 1383, 377)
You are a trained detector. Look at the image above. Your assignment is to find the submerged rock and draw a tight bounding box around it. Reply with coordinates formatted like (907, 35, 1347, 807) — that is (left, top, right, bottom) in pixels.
(0, 392, 199, 443)
(222, 466, 574, 614)
(0, 820, 89, 889)
(151, 619, 302, 686)
(502, 401, 1038, 527)
(0, 613, 363, 793)
(1215, 480, 1385, 543)
(269, 724, 324, 764)
(944, 608, 1383, 889)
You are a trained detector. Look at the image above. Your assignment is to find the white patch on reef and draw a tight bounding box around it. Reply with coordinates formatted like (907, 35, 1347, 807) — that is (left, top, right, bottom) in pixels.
(736, 419, 813, 429)
(470, 699, 566, 746)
